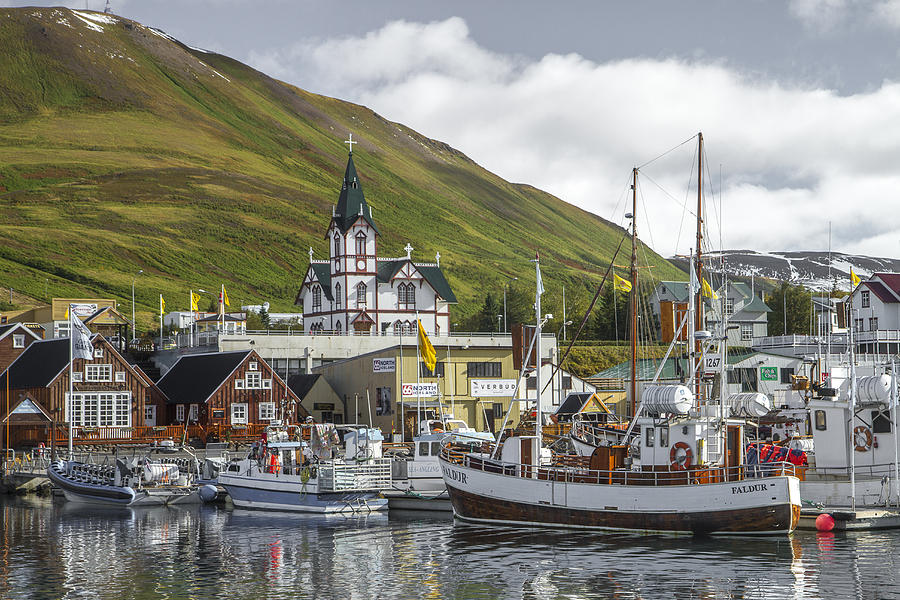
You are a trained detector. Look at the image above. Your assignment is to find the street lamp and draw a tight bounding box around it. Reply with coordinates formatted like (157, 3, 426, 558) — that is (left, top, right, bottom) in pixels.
(497, 314, 502, 332)
(131, 269, 143, 342)
(501, 274, 518, 332)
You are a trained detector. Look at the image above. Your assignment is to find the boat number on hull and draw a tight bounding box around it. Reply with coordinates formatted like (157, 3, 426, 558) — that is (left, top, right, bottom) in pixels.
(441, 464, 467, 485)
(731, 483, 772, 494)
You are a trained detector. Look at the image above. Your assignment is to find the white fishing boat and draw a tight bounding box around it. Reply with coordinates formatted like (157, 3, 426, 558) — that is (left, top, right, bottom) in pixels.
(218, 423, 392, 513)
(440, 134, 802, 535)
(384, 418, 494, 511)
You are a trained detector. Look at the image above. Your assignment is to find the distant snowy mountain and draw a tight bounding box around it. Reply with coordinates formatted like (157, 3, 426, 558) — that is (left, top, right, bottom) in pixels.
(669, 250, 900, 291)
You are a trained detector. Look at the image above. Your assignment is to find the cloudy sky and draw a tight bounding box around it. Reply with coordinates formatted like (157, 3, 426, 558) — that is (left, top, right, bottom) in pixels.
(7, 0, 900, 259)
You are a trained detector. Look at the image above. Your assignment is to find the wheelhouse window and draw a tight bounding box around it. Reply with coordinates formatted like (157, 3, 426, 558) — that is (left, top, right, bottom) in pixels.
(814, 410, 827, 431)
(645, 427, 655, 447)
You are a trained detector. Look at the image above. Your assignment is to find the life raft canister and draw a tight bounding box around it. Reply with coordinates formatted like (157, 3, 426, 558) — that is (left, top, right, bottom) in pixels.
(669, 441, 693, 471)
(854, 425, 873, 452)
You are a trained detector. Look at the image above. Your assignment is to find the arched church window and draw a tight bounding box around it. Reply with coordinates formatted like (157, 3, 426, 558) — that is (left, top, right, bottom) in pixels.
(312, 286, 322, 312)
(335, 283, 342, 309)
(356, 231, 367, 256)
(336, 321, 342, 335)
(356, 282, 367, 308)
(334, 234, 341, 257)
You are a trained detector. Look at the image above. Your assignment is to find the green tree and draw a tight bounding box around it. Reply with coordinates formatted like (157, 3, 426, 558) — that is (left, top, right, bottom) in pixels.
(588, 285, 631, 341)
(766, 282, 813, 335)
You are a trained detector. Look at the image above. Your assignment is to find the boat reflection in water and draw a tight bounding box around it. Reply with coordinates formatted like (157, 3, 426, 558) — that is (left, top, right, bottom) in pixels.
(2, 496, 900, 599)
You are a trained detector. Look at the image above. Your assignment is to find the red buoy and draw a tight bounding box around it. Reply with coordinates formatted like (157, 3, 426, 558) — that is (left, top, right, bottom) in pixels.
(815, 513, 835, 532)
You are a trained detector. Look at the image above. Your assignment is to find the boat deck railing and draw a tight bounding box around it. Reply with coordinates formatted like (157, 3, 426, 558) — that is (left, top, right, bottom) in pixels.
(440, 447, 798, 486)
(317, 458, 392, 492)
(805, 462, 899, 480)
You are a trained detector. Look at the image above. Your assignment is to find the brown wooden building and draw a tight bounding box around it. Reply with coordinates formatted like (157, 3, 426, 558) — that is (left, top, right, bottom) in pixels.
(0, 334, 161, 449)
(154, 350, 309, 432)
(0, 323, 43, 373)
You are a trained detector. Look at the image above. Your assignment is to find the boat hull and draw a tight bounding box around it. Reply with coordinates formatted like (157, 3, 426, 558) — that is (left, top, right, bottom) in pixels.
(439, 457, 801, 535)
(219, 472, 388, 513)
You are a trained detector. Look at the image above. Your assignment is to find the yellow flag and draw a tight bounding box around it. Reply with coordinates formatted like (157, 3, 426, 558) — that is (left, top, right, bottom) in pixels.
(223, 286, 230, 307)
(190, 292, 199, 311)
(160, 294, 166, 313)
(64, 307, 69, 320)
(417, 319, 436, 373)
(851, 269, 861, 287)
(701, 278, 719, 299)
(613, 273, 632, 293)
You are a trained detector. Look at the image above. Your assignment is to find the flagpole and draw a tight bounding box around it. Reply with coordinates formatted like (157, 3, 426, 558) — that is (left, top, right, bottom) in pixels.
(534, 256, 543, 462)
(159, 295, 164, 348)
(190, 289, 194, 348)
(68, 304, 74, 457)
(416, 313, 422, 435)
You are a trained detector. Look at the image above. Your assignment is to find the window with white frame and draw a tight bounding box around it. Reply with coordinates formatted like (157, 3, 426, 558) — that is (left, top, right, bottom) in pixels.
(312, 285, 322, 312)
(176, 404, 185, 422)
(355, 231, 367, 256)
(231, 403, 248, 425)
(85, 364, 112, 382)
(725, 298, 735, 316)
(189, 404, 199, 422)
(246, 371, 262, 389)
(741, 323, 753, 341)
(262, 379, 272, 389)
(144, 405, 156, 425)
(235, 379, 245, 389)
(334, 234, 341, 257)
(72, 371, 83, 382)
(259, 402, 275, 421)
(115, 371, 126, 383)
(12, 334, 25, 348)
(861, 290, 870, 308)
(94, 347, 104, 358)
(356, 282, 367, 309)
(249, 361, 258, 371)
(68, 392, 131, 427)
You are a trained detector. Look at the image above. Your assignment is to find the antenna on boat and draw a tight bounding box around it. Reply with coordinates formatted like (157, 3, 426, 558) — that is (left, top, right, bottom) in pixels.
(694, 132, 705, 404)
(630, 168, 639, 418)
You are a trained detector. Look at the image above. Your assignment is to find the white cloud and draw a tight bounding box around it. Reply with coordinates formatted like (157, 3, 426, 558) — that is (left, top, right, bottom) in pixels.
(245, 17, 900, 259)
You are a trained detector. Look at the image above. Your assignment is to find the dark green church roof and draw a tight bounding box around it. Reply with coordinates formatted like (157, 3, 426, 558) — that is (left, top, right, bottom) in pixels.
(333, 153, 380, 236)
(376, 259, 457, 303)
(310, 263, 333, 301)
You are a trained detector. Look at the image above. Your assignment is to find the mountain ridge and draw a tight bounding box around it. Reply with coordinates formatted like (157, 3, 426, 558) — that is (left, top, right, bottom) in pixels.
(0, 7, 683, 328)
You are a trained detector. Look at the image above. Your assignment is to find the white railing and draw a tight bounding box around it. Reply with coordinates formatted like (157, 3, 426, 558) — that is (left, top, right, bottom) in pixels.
(317, 458, 392, 492)
(856, 330, 900, 343)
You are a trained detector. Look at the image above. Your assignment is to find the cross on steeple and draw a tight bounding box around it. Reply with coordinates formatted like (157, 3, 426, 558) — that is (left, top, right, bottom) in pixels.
(344, 133, 357, 154)
(404, 243, 414, 259)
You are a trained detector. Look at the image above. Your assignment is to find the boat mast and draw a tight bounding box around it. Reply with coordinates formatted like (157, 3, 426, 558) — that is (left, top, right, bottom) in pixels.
(695, 132, 705, 403)
(630, 167, 639, 417)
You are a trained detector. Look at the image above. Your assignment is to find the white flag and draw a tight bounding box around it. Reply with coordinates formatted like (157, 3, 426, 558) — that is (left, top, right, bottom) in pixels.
(689, 262, 699, 297)
(71, 311, 94, 360)
(536, 257, 545, 297)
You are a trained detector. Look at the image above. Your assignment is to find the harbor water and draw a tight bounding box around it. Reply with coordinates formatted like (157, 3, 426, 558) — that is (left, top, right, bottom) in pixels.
(2, 495, 899, 599)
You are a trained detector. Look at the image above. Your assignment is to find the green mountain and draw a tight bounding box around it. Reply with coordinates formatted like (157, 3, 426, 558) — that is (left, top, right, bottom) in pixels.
(0, 7, 682, 329)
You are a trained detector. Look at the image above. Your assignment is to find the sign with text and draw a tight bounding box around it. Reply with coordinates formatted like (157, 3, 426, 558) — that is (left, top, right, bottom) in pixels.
(470, 379, 517, 397)
(401, 383, 438, 397)
(70, 303, 98, 317)
(372, 358, 396, 373)
(760, 366, 778, 381)
(703, 354, 723, 375)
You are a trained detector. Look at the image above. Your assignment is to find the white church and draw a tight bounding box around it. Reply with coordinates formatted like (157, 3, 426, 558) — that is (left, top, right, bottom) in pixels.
(295, 136, 456, 336)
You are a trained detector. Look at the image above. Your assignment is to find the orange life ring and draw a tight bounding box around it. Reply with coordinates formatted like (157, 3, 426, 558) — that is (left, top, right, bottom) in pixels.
(854, 425, 873, 452)
(670, 441, 693, 471)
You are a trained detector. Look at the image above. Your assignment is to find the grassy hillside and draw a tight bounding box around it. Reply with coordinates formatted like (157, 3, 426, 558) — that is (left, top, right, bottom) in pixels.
(0, 7, 683, 329)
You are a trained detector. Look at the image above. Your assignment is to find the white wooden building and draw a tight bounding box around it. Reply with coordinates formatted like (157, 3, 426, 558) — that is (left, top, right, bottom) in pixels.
(295, 140, 456, 336)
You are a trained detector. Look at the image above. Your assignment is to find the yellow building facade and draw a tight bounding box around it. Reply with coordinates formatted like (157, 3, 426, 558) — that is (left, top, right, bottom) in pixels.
(315, 343, 522, 441)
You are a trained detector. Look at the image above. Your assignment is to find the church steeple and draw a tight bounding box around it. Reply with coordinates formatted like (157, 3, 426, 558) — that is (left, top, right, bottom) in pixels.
(333, 135, 380, 235)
